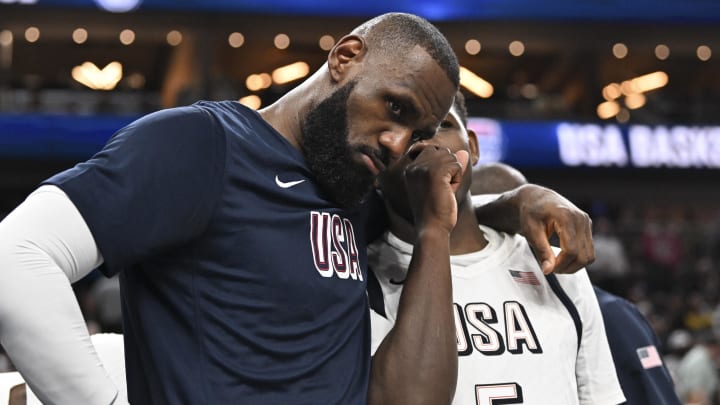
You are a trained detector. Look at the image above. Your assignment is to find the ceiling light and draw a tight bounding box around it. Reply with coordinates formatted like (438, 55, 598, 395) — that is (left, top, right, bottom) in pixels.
(166, 30, 182, 46)
(72, 28, 88, 44)
(654, 44, 670, 60)
(246, 73, 272, 91)
(239, 95, 261, 110)
(72, 61, 123, 90)
(0, 30, 12, 47)
(272, 61, 309, 85)
(24, 27, 39, 43)
(459, 66, 493, 98)
(612, 43, 628, 59)
(465, 39, 481, 55)
(119, 29, 135, 45)
(620, 80, 636, 96)
(274, 33, 290, 50)
(318, 35, 334, 51)
(228, 32, 244, 48)
(602, 83, 622, 100)
(508, 40, 524, 57)
(624, 93, 646, 109)
(630, 71, 668, 93)
(597, 100, 620, 119)
(697, 45, 712, 61)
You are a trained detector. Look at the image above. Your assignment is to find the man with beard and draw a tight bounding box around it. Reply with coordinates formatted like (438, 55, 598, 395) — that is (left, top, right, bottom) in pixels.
(0, 13, 592, 405)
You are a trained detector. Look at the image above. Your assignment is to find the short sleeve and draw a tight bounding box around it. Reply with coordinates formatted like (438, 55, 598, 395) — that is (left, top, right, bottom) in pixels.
(43, 105, 226, 275)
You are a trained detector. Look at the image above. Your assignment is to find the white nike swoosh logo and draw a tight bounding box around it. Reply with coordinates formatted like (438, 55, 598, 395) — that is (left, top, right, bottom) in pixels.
(275, 175, 306, 188)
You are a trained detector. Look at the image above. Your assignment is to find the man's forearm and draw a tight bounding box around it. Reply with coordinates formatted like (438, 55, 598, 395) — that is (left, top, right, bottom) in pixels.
(0, 188, 122, 404)
(0, 248, 119, 404)
(473, 186, 522, 234)
(369, 228, 457, 405)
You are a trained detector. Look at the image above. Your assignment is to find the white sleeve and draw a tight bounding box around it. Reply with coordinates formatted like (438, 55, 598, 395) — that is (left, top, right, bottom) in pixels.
(26, 333, 127, 405)
(556, 269, 626, 405)
(0, 185, 125, 405)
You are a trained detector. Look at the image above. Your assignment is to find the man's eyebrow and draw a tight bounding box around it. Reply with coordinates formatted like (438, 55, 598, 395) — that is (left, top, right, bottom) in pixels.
(388, 92, 419, 117)
(388, 89, 442, 135)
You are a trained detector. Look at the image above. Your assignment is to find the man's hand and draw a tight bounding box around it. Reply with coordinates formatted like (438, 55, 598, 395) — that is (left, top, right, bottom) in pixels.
(401, 143, 469, 235)
(475, 184, 594, 274)
(370, 142, 468, 405)
(515, 185, 594, 274)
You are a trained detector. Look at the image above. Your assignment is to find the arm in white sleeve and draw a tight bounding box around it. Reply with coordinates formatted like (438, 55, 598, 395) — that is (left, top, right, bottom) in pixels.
(0, 185, 125, 405)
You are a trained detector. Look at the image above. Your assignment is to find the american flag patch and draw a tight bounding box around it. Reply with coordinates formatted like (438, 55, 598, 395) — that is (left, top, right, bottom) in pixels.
(509, 269, 540, 285)
(637, 345, 663, 369)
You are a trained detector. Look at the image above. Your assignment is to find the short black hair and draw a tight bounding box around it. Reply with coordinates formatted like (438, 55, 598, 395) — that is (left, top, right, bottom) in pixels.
(352, 13, 459, 89)
(452, 90, 468, 128)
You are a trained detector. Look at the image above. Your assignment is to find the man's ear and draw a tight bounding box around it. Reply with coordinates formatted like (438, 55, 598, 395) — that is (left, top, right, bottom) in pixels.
(467, 129, 480, 166)
(327, 34, 365, 82)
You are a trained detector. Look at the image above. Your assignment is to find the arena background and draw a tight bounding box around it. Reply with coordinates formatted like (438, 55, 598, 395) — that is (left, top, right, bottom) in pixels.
(1, 0, 720, 393)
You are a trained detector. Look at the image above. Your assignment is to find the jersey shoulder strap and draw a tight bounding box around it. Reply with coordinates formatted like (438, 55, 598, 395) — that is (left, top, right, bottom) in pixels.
(545, 273, 583, 352)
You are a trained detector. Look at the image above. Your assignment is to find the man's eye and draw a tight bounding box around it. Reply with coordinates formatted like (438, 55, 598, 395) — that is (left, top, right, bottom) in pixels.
(388, 100, 402, 116)
(439, 120, 453, 129)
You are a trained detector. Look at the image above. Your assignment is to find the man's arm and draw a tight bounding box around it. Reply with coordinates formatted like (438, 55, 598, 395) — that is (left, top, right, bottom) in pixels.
(368, 145, 467, 405)
(475, 184, 595, 274)
(0, 186, 124, 404)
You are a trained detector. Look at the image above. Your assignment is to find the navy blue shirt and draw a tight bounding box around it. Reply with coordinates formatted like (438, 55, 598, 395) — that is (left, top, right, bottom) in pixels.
(594, 287, 681, 405)
(45, 101, 371, 404)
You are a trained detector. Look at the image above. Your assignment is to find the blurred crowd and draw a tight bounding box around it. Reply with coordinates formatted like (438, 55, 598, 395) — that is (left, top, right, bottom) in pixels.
(1, 201, 720, 402)
(586, 201, 720, 403)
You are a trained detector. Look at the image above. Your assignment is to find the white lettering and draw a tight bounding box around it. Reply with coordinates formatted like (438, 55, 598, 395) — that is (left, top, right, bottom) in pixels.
(629, 125, 653, 167)
(630, 125, 720, 168)
(331, 215, 349, 278)
(310, 212, 333, 277)
(343, 219, 363, 281)
(504, 301, 542, 354)
(465, 303, 504, 354)
(310, 212, 362, 280)
(557, 123, 627, 167)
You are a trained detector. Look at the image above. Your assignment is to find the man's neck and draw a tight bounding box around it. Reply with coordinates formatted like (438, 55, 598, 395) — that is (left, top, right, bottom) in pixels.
(386, 195, 488, 255)
(258, 68, 329, 151)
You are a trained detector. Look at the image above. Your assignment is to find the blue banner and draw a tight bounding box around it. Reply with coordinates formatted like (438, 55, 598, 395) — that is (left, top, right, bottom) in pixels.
(468, 118, 720, 169)
(5, 0, 720, 22)
(0, 113, 135, 159)
(1, 113, 719, 169)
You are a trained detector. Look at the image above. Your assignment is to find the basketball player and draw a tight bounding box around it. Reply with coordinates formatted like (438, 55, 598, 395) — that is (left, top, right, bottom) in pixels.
(0, 13, 595, 404)
(369, 92, 626, 404)
(471, 163, 681, 404)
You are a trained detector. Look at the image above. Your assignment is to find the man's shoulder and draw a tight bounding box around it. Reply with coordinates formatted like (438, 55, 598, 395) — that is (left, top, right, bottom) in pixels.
(594, 286, 638, 316)
(594, 287, 659, 345)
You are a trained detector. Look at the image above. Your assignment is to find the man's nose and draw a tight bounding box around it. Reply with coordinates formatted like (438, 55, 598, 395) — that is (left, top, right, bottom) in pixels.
(378, 127, 413, 160)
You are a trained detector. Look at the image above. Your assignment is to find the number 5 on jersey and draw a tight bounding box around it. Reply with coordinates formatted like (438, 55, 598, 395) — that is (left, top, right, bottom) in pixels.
(475, 383, 523, 405)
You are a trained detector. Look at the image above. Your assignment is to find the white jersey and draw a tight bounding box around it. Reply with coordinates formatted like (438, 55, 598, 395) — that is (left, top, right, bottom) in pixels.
(368, 226, 625, 405)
